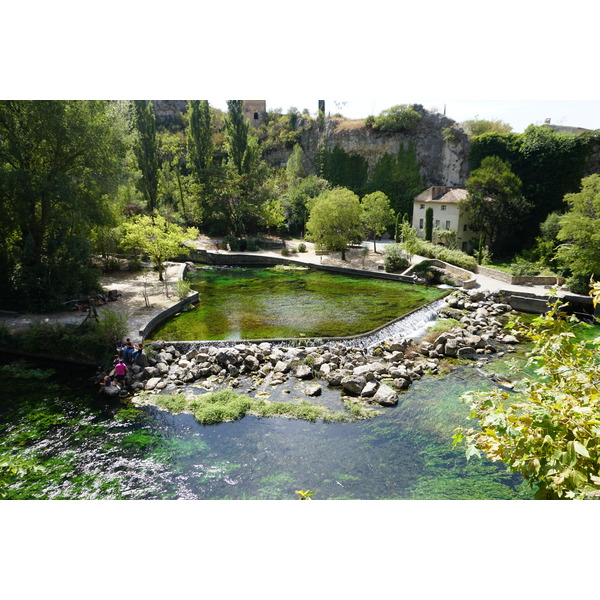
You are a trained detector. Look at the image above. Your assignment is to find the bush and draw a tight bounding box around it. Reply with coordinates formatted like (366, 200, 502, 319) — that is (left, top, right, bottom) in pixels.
(297, 242, 307, 253)
(384, 245, 409, 273)
(281, 247, 291, 257)
(222, 235, 239, 251)
(565, 272, 592, 295)
(417, 240, 478, 272)
(371, 105, 422, 133)
(510, 258, 540, 277)
(173, 280, 191, 300)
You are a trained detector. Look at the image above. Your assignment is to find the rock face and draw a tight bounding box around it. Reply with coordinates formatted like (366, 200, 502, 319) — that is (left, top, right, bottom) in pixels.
(298, 104, 471, 188)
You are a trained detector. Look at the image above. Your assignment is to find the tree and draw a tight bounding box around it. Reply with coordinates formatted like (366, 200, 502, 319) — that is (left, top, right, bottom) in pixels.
(0, 100, 127, 311)
(425, 207, 433, 242)
(361, 191, 395, 252)
(555, 174, 600, 284)
(454, 298, 600, 499)
(186, 100, 213, 182)
(225, 100, 250, 175)
(399, 218, 420, 264)
(132, 100, 160, 211)
(305, 188, 363, 260)
(465, 155, 532, 256)
(121, 213, 199, 282)
(368, 104, 422, 133)
(281, 174, 330, 237)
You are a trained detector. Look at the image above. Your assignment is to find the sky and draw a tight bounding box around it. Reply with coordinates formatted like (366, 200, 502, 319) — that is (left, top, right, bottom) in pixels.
(210, 99, 600, 133)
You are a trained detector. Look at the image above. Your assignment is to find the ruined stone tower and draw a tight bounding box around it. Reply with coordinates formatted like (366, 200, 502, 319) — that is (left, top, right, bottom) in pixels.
(242, 100, 267, 127)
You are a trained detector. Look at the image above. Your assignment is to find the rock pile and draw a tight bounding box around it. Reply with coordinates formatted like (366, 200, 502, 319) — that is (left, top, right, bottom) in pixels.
(109, 289, 520, 408)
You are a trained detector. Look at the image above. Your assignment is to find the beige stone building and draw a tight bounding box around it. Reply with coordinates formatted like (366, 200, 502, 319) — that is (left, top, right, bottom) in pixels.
(412, 186, 476, 252)
(242, 100, 267, 127)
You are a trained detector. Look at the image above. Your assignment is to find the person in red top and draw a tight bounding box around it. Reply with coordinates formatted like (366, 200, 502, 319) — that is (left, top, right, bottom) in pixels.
(114, 359, 128, 387)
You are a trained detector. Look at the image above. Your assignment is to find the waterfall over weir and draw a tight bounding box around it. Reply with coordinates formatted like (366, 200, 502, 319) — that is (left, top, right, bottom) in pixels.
(170, 296, 449, 354)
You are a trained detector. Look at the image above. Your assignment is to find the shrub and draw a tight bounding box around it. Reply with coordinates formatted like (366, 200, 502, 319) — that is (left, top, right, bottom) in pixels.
(371, 105, 422, 133)
(384, 244, 409, 273)
(510, 258, 540, 277)
(297, 242, 307, 253)
(281, 247, 291, 257)
(173, 280, 191, 300)
(417, 240, 478, 272)
(222, 235, 239, 251)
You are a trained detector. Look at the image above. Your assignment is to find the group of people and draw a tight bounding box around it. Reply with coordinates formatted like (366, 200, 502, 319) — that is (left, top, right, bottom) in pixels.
(101, 338, 145, 390)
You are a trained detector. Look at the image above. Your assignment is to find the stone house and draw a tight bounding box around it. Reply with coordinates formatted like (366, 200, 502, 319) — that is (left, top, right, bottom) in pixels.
(412, 186, 477, 252)
(242, 101, 267, 127)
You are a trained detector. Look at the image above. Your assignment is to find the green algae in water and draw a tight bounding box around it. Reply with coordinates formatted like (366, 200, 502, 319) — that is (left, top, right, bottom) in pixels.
(151, 267, 447, 341)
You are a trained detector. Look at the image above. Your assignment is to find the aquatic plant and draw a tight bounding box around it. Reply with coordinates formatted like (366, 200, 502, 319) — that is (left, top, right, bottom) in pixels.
(295, 489, 315, 500)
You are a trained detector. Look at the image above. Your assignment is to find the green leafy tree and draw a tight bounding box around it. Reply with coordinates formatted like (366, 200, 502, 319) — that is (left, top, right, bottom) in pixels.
(465, 155, 532, 256)
(305, 188, 363, 260)
(225, 100, 250, 175)
(399, 218, 420, 263)
(132, 100, 160, 211)
(121, 212, 199, 281)
(186, 100, 214, 179)
(361, 191, 395, 252)
(455, 299, 600, 499)
(555, 174, 600, 284)
(281, 174, 330, 237)
(0, 100, 127, 311)
(425, 207, 434, 242)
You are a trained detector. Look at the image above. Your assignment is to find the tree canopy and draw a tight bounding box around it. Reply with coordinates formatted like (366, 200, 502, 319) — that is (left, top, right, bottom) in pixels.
(0, 100, 127, 310)
(305, 188, 363, 259)
(361, 191, 395, 252)
(465, 155, 531, 257)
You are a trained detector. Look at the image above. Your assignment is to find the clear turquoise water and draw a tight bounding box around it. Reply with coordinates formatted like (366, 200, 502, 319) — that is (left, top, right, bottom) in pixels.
(0, 354, 533, 500)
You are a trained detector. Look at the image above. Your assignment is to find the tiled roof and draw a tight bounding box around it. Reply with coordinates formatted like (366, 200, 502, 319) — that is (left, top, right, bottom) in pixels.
(414, 187, 468, 204)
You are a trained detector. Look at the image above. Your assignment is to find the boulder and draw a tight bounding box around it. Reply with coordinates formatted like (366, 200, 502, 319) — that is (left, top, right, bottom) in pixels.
(372, 383, 398, 406)
(294, 364, 314, 379)
(361, 381, 378, 398)
(341, 375, 367, 396)
(145, 377, 162, 391)
(304, 383, 322, 397)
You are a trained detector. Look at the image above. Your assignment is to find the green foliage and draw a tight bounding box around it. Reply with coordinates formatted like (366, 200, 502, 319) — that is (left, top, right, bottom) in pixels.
(369, 104, 423, 133)
(510, 257, 540, 277)
(297, 242, 307, 253)
(186, 100, 214, 179)
(294, 489, 315, 500)
(0, 100, 127, 311)
(469, 125, 597, 248)
(305, 188, 364, 260)
(424, 207, 434, 242)
(225, 100, 251, 175)
(455, 300, 600, 499)
(383, 244, 409, 273)
(173, 279, 191, 300)
(361, 191, 395, 252)
(132, 100, 160, 211)
(461, 117, 513, 136)
(316, 144, 369, 194)
(121, 212, 199, 281)
(556, 174, 600, 283)
(465, 155, 532, 256)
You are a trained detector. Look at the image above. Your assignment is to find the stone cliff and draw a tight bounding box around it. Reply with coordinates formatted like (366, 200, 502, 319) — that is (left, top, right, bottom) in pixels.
(296, 104, 471, 188)
(150, 101, 472, 187)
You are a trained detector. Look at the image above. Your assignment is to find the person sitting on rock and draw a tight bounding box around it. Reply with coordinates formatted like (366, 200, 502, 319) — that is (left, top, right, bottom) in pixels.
(122, 340, 135, 363)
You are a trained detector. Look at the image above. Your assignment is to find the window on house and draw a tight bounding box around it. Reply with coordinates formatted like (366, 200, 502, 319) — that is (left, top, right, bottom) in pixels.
(419, 219, 424, 229)
(445, 221, 451, 230)
(463, 224, 468, 231)
(441, 205, 446, 211)
(420, 204, 425, 209)
(254, 112, 259, 120)
(462, 242, 468, 251)
(435, 220, 440, 228)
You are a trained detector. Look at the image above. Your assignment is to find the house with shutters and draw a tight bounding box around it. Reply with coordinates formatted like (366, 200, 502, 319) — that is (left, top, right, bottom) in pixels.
(412, 186, 477, 252)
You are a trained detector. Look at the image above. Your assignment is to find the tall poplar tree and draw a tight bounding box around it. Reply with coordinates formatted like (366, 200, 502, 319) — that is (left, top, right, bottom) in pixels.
(186, 100, 213, 181)
(132, 100, 159, 211)
(225, 100, 249, 175)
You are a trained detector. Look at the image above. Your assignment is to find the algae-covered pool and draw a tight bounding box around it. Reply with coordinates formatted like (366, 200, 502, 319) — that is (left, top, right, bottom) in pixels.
(151, 266, 448, 341)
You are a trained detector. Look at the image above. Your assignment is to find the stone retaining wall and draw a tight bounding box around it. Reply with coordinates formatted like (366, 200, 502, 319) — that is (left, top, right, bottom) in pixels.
(476, 264, 559, 286)
(185, 249, 417, 283)
(139, 292, 199, 340)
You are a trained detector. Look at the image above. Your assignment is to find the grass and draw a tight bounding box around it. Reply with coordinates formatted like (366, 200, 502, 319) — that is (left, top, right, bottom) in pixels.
(153, 389, 379, 425)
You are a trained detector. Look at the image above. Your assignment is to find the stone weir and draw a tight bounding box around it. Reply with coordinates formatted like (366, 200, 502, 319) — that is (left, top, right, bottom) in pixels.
(104, 289, 523, 408)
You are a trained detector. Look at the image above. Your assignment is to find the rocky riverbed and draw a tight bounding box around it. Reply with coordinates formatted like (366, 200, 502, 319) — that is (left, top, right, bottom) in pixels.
(102, 289, 521, 413)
